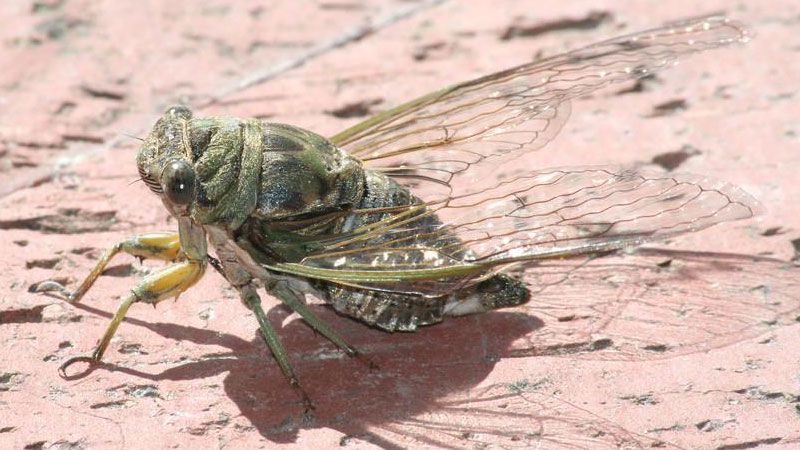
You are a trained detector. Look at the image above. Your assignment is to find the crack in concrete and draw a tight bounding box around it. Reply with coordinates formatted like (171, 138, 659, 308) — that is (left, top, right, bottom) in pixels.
(1, 0, 449, 200)
(199, 0, 449, 105)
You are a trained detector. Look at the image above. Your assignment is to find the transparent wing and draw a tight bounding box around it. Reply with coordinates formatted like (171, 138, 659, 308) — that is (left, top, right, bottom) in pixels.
(330, 16, 749, 201)
(268, 167, 761, 296)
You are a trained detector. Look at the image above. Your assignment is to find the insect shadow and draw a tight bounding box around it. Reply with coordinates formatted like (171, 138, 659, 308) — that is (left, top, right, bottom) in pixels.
(64, 300, 543, 447)
(55, 247, 799, 448)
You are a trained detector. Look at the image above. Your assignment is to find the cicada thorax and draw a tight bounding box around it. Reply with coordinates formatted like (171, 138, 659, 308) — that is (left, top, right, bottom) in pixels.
(186, 118, 364, 235)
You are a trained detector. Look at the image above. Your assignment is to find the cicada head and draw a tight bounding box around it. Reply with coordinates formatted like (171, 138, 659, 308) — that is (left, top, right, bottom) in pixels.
(136, 106, 198, 217)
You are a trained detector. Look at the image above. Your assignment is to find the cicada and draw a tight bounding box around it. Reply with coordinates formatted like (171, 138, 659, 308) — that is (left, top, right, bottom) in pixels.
(38, 17, 759, 409)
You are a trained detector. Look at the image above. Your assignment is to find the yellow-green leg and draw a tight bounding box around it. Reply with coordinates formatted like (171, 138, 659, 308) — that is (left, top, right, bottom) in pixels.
(59, 259, 205, 376)
(36, 231, 206, 376)
(37, 232, 182, 303)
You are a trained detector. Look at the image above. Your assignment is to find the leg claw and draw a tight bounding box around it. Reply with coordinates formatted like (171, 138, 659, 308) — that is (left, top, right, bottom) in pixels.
(58, 355, 99, 380)
(34, 281, 77, 303)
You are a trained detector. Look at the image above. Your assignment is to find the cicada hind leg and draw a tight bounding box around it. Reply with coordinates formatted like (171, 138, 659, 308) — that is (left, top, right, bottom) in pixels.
(36, 232, 206, 377)
(237, 279, 379, 412)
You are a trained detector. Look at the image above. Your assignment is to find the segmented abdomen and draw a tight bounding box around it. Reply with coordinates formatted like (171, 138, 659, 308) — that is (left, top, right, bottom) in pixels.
(315, 170, 529, 331)
(315, 170, 450, 331)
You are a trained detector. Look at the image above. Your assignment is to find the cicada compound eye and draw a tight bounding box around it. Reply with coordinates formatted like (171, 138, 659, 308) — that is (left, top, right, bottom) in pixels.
(166, 105, 192, 120)
(161, 159, 196, 205)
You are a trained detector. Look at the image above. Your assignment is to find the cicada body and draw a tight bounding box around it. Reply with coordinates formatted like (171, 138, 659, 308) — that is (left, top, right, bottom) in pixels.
(39, 16, 759, 409)
(136, 108, 530, 334)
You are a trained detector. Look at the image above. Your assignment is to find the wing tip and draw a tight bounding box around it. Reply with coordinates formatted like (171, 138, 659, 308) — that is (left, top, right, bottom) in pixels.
(663, 15, 751, 45)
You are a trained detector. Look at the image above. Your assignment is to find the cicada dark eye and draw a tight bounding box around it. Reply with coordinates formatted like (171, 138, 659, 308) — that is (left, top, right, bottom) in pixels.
(166, 105, 192, 120)
(161, 159, 196, 205)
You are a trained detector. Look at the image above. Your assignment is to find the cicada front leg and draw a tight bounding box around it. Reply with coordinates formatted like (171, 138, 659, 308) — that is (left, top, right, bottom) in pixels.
(37, 231, 206, 377)
(36, 232, 183, 303)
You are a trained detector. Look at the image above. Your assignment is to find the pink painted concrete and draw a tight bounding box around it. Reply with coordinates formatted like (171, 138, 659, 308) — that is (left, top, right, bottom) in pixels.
(1, 1, 799, 449)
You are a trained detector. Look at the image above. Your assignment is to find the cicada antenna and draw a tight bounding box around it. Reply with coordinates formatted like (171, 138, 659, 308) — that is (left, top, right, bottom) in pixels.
(121, 133, 144, 142)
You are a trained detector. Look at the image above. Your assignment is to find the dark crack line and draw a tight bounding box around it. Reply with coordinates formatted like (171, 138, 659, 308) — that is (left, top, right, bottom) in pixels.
(198, 0, 450, 107)
(0, 0, 449, 200)
(0, 144, 109, 199)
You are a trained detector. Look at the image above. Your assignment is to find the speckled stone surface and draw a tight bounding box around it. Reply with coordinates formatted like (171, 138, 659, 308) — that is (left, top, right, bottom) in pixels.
(1, 1, 799, 449)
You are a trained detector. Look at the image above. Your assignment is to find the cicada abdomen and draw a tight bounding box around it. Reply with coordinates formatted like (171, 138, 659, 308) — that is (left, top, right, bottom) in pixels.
(302, 168, 531, 331)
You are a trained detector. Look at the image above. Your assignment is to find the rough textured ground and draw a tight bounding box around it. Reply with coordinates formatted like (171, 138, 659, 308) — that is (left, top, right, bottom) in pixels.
(2, 1, 799, 449)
